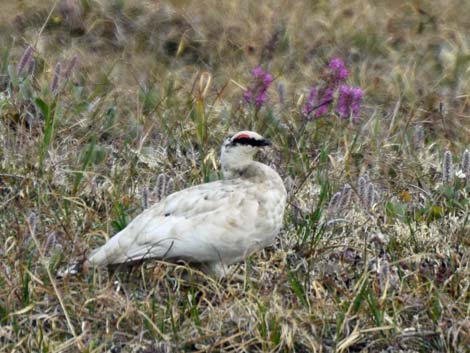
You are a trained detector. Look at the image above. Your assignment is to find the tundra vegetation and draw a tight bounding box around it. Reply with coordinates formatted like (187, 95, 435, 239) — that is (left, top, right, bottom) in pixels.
(0, 1, 469, 352)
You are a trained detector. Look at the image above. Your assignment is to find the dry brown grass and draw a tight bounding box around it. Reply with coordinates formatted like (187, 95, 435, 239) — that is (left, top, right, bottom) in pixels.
(1, 0, 469, 352)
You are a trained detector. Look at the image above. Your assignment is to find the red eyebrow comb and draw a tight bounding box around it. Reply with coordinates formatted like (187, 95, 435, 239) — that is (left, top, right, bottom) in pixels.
(234, 133, 251, 139)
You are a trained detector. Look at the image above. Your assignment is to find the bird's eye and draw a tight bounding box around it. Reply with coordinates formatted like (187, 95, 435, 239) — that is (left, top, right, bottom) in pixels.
(232, 136, 270, 147)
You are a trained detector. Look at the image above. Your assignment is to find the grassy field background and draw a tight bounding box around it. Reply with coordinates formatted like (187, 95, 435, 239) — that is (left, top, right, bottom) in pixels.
(1, 0, 469, 352)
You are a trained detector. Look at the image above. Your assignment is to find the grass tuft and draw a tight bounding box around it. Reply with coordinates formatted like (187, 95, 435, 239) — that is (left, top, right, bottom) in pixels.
(0, 0, 469, 352)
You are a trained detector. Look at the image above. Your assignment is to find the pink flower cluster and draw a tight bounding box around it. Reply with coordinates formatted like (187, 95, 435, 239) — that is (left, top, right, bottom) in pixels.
(303, 57, 363, 122)
(302, 86, 334, 118)
(336, 85, 363, 123)
(329, 57, 349, 83)
(243, 66, 273, 108)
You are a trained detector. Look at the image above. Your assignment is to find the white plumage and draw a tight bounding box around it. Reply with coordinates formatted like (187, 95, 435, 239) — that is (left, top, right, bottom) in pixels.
(87, 131, 287, 277)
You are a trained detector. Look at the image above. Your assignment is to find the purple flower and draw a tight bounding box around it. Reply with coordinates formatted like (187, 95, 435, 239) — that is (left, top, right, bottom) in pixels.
(252, 66, 265, 77)
(302, 57, 363, 122)
(244, 66, 273, 108)
(302, 86, 334, 118)
(302, 87, 318, 117)
(350, 87, 363, 119)
(328, 57, 349, 83)
(336, 85, 363, 122)
(255, 91, 268, 107)
(315, 87, 334, 117)
(243, 90, 253, 102)
(336, 85, 350, 117)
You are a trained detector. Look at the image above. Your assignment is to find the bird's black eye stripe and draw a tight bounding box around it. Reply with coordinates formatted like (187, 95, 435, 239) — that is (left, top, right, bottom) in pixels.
(231, 137, 270, 147)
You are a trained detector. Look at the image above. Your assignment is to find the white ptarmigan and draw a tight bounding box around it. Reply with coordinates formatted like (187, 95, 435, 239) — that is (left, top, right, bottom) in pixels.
(87, 131, 287, 277)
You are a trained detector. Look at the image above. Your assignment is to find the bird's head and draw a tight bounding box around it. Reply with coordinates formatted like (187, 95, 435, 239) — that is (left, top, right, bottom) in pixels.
(220, 131, 271, 172)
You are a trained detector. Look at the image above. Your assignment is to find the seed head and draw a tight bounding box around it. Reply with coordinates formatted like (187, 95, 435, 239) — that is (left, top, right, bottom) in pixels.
(413, 124, 425, 150)
(339, 183, 352, 209)
(51, 62, 62, 94)
(461, 149, 470, 180)
(63, 56, 79, 82)
(277, 82, 285, 105)
(27, 59, 36, 77)
(17, 45, 34, 76)
(27, 211, 38, 236)
(366, 182, 376, 209)
(328, 191, 342, 212)
(44, 231, 63, 255)
(156, 173, 167, 201)
(165, 177, 174, 196)
(358, 175, 368, 204)
(442, 150, 454, 183)
(142, 187, 149, 210)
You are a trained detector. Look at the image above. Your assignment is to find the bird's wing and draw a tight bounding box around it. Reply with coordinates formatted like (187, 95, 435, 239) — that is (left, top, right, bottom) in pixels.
(88, 179, 262, 266)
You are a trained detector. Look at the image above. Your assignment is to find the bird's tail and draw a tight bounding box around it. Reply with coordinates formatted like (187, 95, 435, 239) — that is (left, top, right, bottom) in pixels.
(56, 255, 89, 278)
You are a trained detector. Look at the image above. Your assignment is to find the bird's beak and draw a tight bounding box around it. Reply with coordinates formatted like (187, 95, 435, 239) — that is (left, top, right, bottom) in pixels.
(261, 138, 272, 147)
